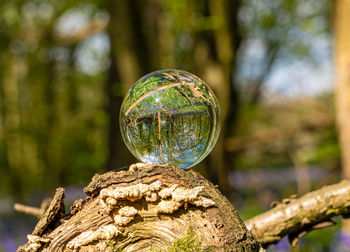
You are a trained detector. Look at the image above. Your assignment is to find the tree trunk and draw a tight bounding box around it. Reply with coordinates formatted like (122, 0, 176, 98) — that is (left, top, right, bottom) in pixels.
(335, 0, 350, 233)
(17, 163, 261, 251)
(1, 52, 23, 195)
(194, 0, 241, 195)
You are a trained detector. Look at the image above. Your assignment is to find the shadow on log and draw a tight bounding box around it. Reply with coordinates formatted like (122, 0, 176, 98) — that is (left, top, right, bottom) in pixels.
(17, 163, 262, 251)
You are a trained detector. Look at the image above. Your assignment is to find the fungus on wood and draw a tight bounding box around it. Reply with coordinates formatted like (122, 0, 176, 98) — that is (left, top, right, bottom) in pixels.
(17, 163, 262, 251)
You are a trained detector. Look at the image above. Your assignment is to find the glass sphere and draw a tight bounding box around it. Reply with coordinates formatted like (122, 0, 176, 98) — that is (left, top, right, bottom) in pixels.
(119, 69, 221, 169)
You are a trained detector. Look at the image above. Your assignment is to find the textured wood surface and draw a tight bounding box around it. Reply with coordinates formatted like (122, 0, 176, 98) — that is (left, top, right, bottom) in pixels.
(246, 180, 350, 247)
(17, 163, 261, 251)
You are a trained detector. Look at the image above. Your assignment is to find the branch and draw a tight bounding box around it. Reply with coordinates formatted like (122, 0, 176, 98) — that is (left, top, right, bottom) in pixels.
(245, 180, 350, 247)
(14, 204, 43, 219)
(55, 18, 107, 44)
(225, 119, 331, 152)
(14, 198, 52, 219)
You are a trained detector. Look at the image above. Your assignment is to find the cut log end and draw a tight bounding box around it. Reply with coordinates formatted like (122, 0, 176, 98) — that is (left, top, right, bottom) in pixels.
(17, 163, 261, 252)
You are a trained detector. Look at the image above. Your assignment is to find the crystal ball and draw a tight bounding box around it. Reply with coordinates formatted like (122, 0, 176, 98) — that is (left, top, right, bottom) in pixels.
(119, 69, 221, 169)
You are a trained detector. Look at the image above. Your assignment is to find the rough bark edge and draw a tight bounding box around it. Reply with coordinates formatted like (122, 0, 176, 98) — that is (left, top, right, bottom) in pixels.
(84, 163, 179, 196)
(245, 180, 350, 247)
(16, 188, 65, 252)
(17, 163, 262, 251)
(32, 187, 65, 236)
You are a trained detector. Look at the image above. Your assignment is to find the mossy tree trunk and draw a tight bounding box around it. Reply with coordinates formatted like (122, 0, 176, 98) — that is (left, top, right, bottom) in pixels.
(17, 163, 261, 251)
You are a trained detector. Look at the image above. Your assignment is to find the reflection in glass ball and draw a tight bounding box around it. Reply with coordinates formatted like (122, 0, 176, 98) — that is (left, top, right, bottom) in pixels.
(120, 69, 221, 169)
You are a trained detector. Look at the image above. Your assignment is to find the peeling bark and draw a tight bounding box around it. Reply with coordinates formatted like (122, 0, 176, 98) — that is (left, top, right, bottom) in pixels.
(17, 163, 261, 251)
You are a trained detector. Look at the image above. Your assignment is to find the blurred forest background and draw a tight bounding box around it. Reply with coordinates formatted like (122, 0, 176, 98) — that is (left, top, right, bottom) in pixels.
(0, 0, 348, 251)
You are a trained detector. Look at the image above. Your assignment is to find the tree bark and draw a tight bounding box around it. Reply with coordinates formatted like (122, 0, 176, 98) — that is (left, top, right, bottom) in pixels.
(246, 180, 350, 248)
(195, 0, 241, 195)
(17, 163, 261, 251)
(335, 0, 350, 234)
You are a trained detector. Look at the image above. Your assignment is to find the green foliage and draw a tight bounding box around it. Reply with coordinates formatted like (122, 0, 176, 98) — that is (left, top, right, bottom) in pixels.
(167, 227, 209, 252)
(107, 237, 123, 252)
(0, 0, 336, 197)
(149, 227, 212, 252)
(0, 0, 338, 249)
(108, 227, 211, 252)
(234, 93, 338, 172)
(299, 220, 340, 251)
